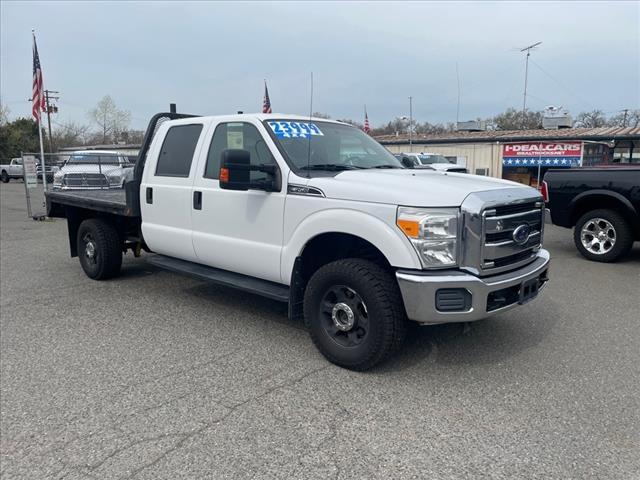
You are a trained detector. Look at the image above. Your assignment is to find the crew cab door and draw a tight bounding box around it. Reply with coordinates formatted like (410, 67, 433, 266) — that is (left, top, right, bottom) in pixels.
(191, 120, 285, 283)
(140, 120, 207, 262)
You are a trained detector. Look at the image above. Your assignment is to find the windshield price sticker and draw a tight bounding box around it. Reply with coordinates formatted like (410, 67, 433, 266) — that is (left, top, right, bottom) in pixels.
(268, 121, 324, 139)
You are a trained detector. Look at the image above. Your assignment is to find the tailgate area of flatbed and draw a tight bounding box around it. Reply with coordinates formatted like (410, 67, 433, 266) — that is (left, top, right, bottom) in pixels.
(46, 189, 135, 216)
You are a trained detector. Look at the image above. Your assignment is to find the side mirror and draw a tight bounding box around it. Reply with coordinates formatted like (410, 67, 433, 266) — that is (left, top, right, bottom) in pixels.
(219, 149, 250, 190)
(219, 149, 277, 191)
(400, 157, 414, 169)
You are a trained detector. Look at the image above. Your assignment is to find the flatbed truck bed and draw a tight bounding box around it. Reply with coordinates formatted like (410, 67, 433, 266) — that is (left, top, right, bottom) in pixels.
(46, 189, 134, 217)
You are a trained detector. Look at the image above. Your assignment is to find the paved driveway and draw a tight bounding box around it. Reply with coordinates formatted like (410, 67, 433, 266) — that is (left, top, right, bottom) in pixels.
(1, 182, 639, 479)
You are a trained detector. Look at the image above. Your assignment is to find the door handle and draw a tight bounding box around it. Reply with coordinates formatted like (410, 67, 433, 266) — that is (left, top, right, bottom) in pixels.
(146, 187, 153, 204)
(193, 191, 202, 210)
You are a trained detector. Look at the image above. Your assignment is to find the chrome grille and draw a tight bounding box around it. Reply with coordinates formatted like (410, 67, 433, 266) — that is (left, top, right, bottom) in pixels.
(460, 188, 545, 277)
(481, 201, 544, 273)
(63, 173, 109, 188)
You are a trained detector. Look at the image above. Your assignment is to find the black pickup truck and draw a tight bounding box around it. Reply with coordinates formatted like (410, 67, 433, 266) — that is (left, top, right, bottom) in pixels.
(543, 166, 640, 262)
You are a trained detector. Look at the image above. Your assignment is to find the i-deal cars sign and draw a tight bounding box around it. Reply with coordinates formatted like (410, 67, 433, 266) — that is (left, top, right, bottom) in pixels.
(502, 142, 582, 167)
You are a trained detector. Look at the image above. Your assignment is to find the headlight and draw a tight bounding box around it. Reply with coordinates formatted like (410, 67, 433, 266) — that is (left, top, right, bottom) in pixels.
(396, 207, 459, 268)
(53, 171, 64, 185)
(108, 175, 121, 185)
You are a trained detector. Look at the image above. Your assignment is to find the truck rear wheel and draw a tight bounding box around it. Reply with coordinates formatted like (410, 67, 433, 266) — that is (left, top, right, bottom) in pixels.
(77, 219, 122, 279)
(303, 259, 407, 371)
(1, 171, 9, 183)
(573, 209, 633, 262)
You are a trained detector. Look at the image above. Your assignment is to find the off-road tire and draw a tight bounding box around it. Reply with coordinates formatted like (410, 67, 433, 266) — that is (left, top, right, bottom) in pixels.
(573, 209, 633, 263)
(303, 259, 407, 371)
(1, 171, 9, 183)
(77, 218, 122, 280)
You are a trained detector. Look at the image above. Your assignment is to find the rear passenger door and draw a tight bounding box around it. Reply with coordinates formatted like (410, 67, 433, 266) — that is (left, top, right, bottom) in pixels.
(140, 121, 206, 262)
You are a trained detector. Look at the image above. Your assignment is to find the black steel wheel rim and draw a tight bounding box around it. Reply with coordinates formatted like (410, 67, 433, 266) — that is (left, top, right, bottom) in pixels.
(319, 284, 369, 347)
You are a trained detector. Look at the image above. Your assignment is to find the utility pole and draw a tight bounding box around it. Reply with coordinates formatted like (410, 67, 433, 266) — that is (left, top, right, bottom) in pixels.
(520, 41, 542, 129)
(44, 90, 59, 152)
(408, 96, 413, 152)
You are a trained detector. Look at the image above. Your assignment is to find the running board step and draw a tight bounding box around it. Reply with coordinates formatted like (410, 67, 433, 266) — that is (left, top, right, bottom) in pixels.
(147, 255, 290, 302)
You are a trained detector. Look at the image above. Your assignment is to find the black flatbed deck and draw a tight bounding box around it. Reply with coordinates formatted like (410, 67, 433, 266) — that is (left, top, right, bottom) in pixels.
(46, 189, 136, 217)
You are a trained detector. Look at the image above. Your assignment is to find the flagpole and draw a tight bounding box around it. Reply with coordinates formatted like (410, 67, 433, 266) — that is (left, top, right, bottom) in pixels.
(32, 30, 47, 197)
(37, 115, 46, 191)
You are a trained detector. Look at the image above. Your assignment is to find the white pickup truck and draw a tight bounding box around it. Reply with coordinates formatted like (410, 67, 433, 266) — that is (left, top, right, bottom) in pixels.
(46, 111, 550, 370)
(1, 158, 24, 182)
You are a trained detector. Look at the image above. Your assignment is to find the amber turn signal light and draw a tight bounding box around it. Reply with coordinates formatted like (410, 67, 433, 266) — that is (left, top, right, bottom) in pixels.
(397, 219, 419, 238)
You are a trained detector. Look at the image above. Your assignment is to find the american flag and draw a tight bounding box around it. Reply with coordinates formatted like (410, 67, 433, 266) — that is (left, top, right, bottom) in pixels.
(363, 107, 371, 134)
(32, 33, 46, 122)
(262, 81, 272, 114)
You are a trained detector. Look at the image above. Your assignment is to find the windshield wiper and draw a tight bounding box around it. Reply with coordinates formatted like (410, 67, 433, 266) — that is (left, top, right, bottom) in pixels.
(370, 164, 402, 169)
(299, 164, 362, 171)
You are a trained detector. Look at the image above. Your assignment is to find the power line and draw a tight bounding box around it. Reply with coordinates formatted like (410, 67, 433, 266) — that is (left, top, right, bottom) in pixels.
(528, 58, 596, 111)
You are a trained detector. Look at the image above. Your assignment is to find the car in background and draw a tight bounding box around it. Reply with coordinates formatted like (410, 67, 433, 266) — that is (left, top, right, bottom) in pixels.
(393, 153, 431, 170)
(36, 160, 60, 182)
(0, 158, 24, 182)
(52, 150, 134, 190)
(543, 166, 640, 262)
(399, 152, 467, 173)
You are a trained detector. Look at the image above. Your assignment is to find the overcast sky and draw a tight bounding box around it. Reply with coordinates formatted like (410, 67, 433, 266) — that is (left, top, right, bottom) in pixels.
(1, 1, 638, 130)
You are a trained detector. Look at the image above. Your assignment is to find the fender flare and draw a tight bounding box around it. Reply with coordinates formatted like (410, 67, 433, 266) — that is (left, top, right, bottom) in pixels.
(281, 208, 421, 284)
(569, 189, 637, 222)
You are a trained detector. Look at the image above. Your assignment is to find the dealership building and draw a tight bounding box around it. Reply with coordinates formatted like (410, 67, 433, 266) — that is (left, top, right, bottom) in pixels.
(376, 126, 640, 187)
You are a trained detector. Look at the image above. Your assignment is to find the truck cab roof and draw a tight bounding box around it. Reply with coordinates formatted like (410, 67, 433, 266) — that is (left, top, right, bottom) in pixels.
(164, 113, 350, 126)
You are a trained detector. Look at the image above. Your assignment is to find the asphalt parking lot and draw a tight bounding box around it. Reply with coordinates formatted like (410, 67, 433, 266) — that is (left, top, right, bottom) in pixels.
(1, 182, 639, 480)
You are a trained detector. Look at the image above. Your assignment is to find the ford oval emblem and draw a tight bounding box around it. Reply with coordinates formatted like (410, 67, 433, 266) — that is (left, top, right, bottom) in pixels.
(512, 224, 531, 245)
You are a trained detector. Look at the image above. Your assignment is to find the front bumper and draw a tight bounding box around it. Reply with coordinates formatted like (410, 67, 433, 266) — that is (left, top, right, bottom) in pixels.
(396, 249, 550, 324)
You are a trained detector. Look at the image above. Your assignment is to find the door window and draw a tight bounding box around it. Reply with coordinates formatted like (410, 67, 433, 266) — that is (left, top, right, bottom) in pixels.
(155, 124, 203, 177)
(204, 122, 276, 181)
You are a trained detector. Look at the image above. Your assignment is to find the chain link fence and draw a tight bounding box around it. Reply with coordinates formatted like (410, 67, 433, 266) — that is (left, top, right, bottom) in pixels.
(4, 151, 136, 219)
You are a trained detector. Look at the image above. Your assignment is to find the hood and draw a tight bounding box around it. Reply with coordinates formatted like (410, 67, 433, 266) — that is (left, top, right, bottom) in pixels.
(307, 169, 536, 206)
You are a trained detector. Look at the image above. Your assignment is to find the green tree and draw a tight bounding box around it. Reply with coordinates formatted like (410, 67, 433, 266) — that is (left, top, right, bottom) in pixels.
(0, 118, 41, 161)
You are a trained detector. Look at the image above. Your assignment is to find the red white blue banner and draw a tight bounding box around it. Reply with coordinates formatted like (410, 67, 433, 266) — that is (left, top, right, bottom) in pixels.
(502, 142, 582, 167)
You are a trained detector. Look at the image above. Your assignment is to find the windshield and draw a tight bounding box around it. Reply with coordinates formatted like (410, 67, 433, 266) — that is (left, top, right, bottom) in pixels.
(66, 154, 121, 165)
(417, 154, 455, 165)
(264, 120, 402, 170)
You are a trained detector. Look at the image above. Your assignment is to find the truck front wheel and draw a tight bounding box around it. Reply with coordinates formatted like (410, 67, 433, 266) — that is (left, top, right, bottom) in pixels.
(77, 219, 122, 279)
(574, 209, 633, 262)
(303, 259, 407, 371)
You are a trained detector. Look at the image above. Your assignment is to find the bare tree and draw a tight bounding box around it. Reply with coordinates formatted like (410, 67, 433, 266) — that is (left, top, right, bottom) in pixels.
(0, 101, 10, 127)
(52, 121, 91, 148)
(120, 129, 145, 144)
(574, 110, 606, 128)
(336, 118, 364, 129)
(492, 108, 543, 130)
(89, 95, 131, 143)
(606, 109, 640, 128)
